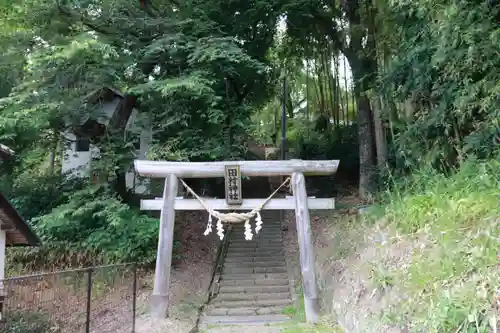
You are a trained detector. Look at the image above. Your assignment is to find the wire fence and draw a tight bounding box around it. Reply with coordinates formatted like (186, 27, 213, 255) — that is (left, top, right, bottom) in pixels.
(0, 263, 138, 333)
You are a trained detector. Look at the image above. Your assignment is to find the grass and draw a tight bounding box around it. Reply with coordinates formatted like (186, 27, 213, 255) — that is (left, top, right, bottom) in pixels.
(280, 322, 343, 333)
(374, 157, 500, 332)
(279, 285, 343, 333)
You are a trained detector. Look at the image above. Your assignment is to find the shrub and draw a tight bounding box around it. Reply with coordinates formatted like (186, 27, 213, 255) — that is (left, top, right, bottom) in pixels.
(291, 124, 359, 195)
(9, 172, 86, 222)
(0, 311, 59, 333)
(294, 125, 358, 168)
(19, 185, 168, 267)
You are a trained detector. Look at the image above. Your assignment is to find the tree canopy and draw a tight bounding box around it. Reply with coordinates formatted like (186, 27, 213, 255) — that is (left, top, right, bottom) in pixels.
(0, 0, 498, 291)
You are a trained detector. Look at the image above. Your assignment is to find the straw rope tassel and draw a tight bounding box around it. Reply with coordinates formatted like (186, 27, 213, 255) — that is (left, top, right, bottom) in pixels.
(216, 219, 224, 239)
(179, 177, 291, 240)
(255, 211, 263, 234)
(244, 220, 253, 240)
(203, 214, 213, 236)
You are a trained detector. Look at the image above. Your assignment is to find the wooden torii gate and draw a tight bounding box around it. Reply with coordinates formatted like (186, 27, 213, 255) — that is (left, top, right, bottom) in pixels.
(134, 159, 339, 324)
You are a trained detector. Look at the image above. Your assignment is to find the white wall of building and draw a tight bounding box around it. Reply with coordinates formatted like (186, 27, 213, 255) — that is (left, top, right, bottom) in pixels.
(62, 105, 152, 194)
(61, 132, 100, 177)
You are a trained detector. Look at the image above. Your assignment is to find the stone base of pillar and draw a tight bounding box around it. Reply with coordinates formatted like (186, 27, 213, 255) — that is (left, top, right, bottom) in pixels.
(150, 294, 169, 318)
(304, 297, 320, 323)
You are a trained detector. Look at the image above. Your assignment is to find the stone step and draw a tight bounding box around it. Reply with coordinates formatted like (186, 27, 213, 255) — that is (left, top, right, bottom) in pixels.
(232, 223, 281, 229)
(225, 253, 285, 260)
(224, 260, 286, 268)
(229, 239, 283, 245)
(229, 240, 282, 245)
(230, 236, 283, 242)
(227, 246, 284, 252)
(206, 305, 288, 316)
(225, 251, 284, 258)
(228, 248, 284, 253)
(232, 224, 281, 228)
(232, 227, 282, 232)
(229, 240, 283, 247)
(216, 292, 291, 302)
(219, 285, 290, 294)
(231, 229, 282, 234)
(224, 258, 286, 265)
(211, 298, 292, 309)
(226, 249, 285, 263)
(200, 314, 291, 326)
(230, 236, 282, 241)
(231, 228, 282, 233)
(231, 226, 281, 228)
(223, 266, 287, 274)
(220, 278, 289, 287)
(229, 243, 283, 249)
(231, 230, 283, 235)
(221, 273, 288, 280)
(231, 235, 282, 239)
(232, 228, 282, 232)
(233, 224, 281, 228)
(228, 246, 284, 253)
(224, 255, 284, 262)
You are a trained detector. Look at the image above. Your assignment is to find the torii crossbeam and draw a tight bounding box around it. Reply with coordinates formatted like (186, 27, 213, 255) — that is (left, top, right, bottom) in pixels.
(134, 159, 339, 324)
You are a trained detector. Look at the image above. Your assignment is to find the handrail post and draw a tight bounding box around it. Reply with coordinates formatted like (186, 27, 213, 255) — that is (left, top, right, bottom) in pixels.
(208, 224, 232, 300)
(85, 268, 93, 333)
(132, 263, 137, 332)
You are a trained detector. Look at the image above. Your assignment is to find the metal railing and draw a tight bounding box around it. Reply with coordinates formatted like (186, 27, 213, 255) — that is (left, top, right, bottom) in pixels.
(0, 263, 138, 333)
(208, 225, 233, 300)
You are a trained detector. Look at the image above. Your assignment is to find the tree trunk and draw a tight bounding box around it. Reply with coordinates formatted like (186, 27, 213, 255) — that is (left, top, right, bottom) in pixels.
(315, 59, 326, 120)
(343, 57, 350, 124)
(287, 91, 294, 119)
(273, 102, 279, 145)
(371, 94, 388, 170)
(353, 76, 376, 201)
(322, 50, 335, 125)
(345, 38, 378, 199)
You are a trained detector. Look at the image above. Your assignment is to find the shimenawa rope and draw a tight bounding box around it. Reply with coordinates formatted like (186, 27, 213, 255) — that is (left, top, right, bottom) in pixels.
(178, 177, 291, 240)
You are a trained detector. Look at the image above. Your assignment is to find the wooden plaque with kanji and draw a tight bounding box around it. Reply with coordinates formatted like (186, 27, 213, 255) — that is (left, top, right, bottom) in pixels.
(224, 165, 243, 205)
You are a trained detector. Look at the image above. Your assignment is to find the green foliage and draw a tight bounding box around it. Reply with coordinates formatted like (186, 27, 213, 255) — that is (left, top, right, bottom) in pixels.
(280, 291, 343, 332)
(0, 0, 279, 269)
(381, 0, 500, 169)
(280, 323, 343, 333)
(30, 186, 164, 265)
(293, 125, 357, 163)
(252, 38, 356, 147)
(292, 124, 359, 188)
(384, 156, 500, 233)
(379, 157, 500, 331)
(0, 312, 59, 333)
(9, 172, 85, 222)
(0, 0, 283, 188)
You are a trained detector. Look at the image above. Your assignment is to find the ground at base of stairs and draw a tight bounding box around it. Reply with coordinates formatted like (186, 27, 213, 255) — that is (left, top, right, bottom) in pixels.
(199, 322, 344, 333)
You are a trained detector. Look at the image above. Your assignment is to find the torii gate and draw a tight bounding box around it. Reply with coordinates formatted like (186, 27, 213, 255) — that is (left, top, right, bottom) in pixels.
(134, 159, 339, 324)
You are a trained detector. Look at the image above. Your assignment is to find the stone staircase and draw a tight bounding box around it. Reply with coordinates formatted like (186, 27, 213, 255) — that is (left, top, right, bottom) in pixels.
(201, 214, 294, 326)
